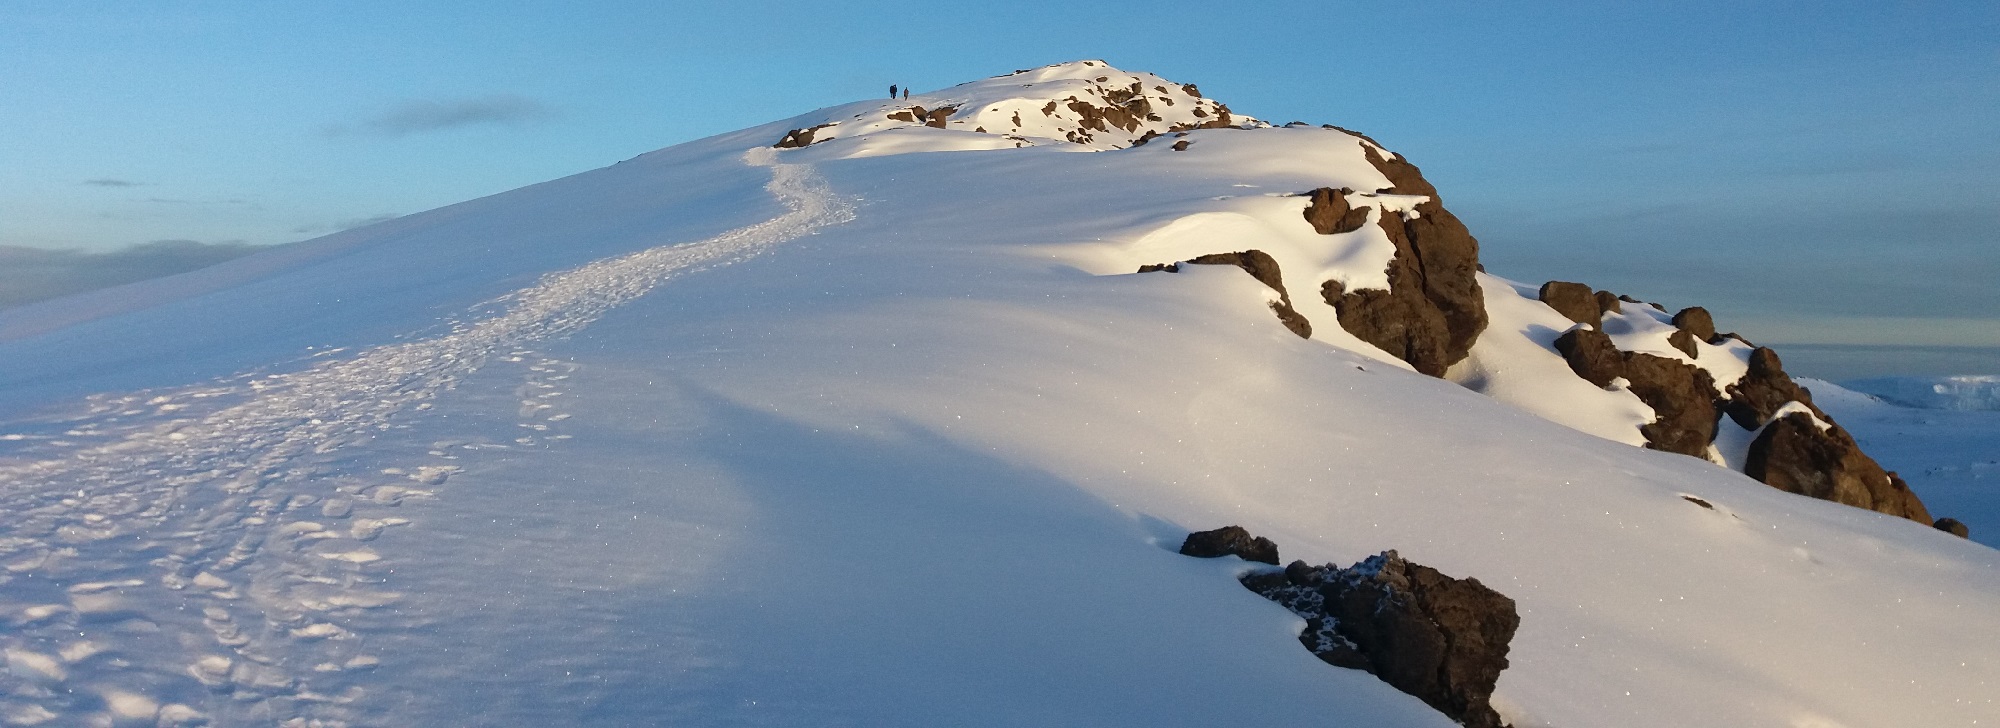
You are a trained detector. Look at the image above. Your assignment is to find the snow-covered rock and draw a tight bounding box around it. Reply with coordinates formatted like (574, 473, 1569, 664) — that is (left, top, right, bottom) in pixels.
(0, 60, 1994, 727)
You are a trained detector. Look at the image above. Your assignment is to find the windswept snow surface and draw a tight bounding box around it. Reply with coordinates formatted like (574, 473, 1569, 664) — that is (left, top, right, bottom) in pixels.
(1, 62, 1996, 726)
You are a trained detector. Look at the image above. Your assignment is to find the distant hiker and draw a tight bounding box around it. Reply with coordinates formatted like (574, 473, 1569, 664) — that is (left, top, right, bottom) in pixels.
(889, 84, 898, 99)
(902, 88, 910, 99)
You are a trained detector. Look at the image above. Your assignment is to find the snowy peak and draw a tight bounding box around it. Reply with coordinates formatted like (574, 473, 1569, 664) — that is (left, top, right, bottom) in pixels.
(774, 60, 1262, 154)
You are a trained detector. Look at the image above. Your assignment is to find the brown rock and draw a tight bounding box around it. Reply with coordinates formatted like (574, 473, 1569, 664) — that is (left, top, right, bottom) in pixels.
(773, 123, 834, 149)
(1553, 327, 1625, 388)
(1552, 328, 1720, 456)
(1141, 251, 1312, 339)
(1315, 145, 1487, 377)
(1538, 281, 1600, 327)
(1243, 551, 1518, 728)
(1171, 139, 1191, 152)
(1672, 307, 1718, 343)
(1747, 414, 1933, 524)
(1302, 187, 1372, 235)
(1594, 290, 1623, 316)
(1935, 518, 1971, 539)
(1724, 347, 1824, 430)
(1623, 353, 1722, 457)
(1668, 329, 1699, 359)
(1178, 526, 1280, 565)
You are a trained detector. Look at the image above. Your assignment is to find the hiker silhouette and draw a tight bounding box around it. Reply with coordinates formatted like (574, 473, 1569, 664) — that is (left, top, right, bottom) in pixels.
(889, 84, 898, 99)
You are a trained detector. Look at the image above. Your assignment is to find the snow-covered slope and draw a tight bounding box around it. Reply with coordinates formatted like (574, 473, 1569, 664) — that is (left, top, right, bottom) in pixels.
(0, 61, 1994, 727)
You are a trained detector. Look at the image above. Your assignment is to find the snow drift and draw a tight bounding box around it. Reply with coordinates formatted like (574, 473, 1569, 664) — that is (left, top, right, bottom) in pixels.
(0, 60, 1994, 727)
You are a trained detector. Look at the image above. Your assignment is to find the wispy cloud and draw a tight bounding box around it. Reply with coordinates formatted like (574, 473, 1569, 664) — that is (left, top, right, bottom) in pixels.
(83, 178, 141, 187)
(0, 240, 273, 310)
(330, 94, 555, 137)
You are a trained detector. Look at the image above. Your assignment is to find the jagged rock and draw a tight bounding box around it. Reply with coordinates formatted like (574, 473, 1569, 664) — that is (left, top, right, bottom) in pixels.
(1178, 526, 1280, 564)
(1668, 329, 1699, 359)
(1594, 290, 1622, 316)
(1140, 251, 1311, 338)
(1723, 347, 1823, 430)
(1672, 307, 1718, 343)
(1935, 518, 1971, 539)
(1302, 187, 1371, 235)
(1746, 414, 1933, 524)
(1537, 281, 1600, 327)
(1313, 144, 1486, 377)
(773, 123, 834, 149)
(1240, 550, 1518, 728)
(1553, 329, 1719, 456)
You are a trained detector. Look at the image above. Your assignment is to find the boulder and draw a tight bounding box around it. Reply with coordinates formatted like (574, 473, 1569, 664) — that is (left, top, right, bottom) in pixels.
(1537, 281, 1600, 327)
(1178, 526, 1280, 565)
(1241, 550, 1518, 728)
(1935, 518, 1971, 539)
(1671, 307, 1718, 343)
(1746, 414, 1933, 524)
(1553, 327, 1624, 388)
(1668, 329, 1699, 359)
(1594, 290, 1623, 316)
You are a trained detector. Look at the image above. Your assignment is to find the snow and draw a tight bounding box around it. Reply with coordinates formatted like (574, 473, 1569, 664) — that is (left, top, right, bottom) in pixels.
(0, 61, 1995, 727)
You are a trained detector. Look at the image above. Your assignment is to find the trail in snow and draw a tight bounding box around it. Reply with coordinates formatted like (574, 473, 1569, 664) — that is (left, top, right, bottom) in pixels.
(0, 149, 851, 726)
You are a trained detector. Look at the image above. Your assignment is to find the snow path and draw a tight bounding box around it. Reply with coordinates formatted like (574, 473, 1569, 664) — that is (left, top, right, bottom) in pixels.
(0, 148, 852, 726)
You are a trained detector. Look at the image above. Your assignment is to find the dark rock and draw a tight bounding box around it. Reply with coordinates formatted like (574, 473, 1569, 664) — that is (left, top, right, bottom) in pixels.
(1552, 328, 1720, 456)
(1723, 347, 1823, 430)
(1594, 290, 1622, 315)
(1314, 144, 1486, 377)
(1746, 414, 1934, 524)
(1672, 307, 1718, 343)
(1142, 251, 1312, 338)
(1935, 518, 1971, 539)
(1245, 551, 1518, 728)
(925, 105, 958, 129)
(1171, 139, 1191, 152)
(1553, 327, 1625, 388)
(1537, 281, 1600, 327)
(1667, 329, 1699, 359)
(1623, 353, 1722, 457)
(1681, 495, 1715, 509)
(1178, 526, 1280, 565)
(1618, 294, 1644, 304)
(1302, 187, 1372, 235)
(773, 123, 834, 149)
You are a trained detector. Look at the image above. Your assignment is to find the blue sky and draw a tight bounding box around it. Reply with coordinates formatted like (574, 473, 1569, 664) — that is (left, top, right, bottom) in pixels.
(3, 1, 1996, 358)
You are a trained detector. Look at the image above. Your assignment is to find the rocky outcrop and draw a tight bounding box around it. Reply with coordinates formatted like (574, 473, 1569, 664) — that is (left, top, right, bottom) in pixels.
(1723, 347, 1824, 429)
(1746, 414, 1932, 524)
(1313, 144, 1488, 378)
(1239, 550, 1518, 728)
(773, 123, 834, 149)
(1140, 250, 1311, 338)
(1553, 328, 1722, 456)
(1178, 525, 1280, 565)
(1301, 187, 1373, 235)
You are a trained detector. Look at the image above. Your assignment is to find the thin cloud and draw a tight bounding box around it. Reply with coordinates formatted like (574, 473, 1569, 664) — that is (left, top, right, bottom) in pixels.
(0, 240, 273, 310)
(83, 178, 141, 187)
(332, 95, 555, 137)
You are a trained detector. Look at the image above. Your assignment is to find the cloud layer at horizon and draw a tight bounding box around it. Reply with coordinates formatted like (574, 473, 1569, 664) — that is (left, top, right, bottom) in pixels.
(0, 240, 272, 310)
